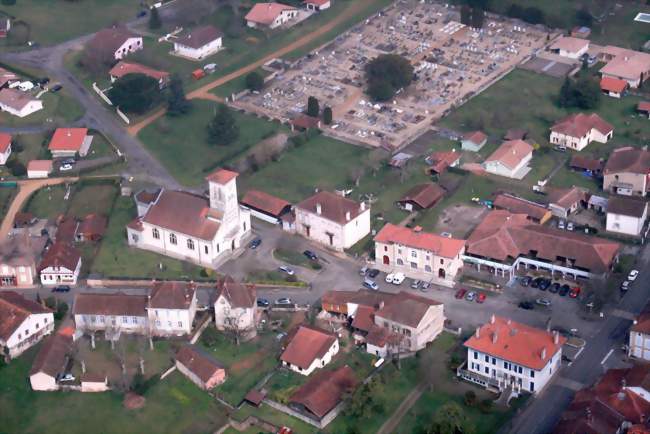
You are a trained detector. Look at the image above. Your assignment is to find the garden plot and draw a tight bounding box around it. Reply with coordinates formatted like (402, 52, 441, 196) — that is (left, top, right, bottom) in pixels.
(231, 0, 549, 150)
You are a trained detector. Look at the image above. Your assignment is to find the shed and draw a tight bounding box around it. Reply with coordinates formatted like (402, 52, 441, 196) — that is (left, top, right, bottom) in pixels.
(192, 69, 206, 80)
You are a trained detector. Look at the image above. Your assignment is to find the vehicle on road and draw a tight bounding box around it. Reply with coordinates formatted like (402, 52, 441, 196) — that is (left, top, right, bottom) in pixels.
(275, 297, 294, 305)
(359, 266, 368, 276)
(455, 288, 467, 299)
(465, 291, 477, 302)
(559, 284, 570, 297)
(52, 285, 71, 293)
(363, 279, 379, 291)
(392, 272, 405, 285)
(278, 266, 294, 276)
(303, 250, 318, 261)
(628, 270, 639, 281)
(411, 280, 421, 289)
(51, 84, 63, 92)
(367, 269, 380, 278)
(60, 163, 73, 171)
(536, 298, 551, 307)
(257, 298, 270, 308)
(569, 286, 581, 298)
(518, 301, 534, 310)
(519, 276, 532, 287)
(249, 238, 261, 249)
(621, 280, 630, 291)
(476, 293, 486, 303)
(385, 273, 394, 284)
(549, 282, 560, 293)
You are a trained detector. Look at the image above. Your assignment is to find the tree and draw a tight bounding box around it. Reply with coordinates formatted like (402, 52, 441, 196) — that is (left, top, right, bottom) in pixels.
(575, 8, 593, 28)
(463, 390, 477, 407)
(558, 77, 572, 108)
(428, 402, 475, 434)
(166, 74, 192, 116)
(207, 105, 240, 145)
(365, 54, 414, 101)
(307, 96, 320, 117)
(521, 7, 544, 25)
(573, 75, 600, 109)
(10, 161, 26, 177)
(108, 73, 161, 114)
(365, 148, 388, 176)
(245, 71, 265, 92)
(470, 8, 485, 29)
(148, 7, 162, 30)
(323, 106, 333, 125)
(460, 5, 471, 26)
(367, 79, 394, 102)
(54, 302, 68, 321)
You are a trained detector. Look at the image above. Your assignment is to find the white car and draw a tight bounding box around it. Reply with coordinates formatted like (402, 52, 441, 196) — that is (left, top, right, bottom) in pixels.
(385, 273, 395, 284)
(58, 373, 75, 382)
(392, 272, 405, 285)
(60, 163, 73, 171)
(628, 270, 639, 281)
(278, 266, 294, 276)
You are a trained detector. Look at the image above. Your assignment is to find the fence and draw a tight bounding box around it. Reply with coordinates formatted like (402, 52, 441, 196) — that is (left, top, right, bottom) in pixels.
(92, 82, 113, 106)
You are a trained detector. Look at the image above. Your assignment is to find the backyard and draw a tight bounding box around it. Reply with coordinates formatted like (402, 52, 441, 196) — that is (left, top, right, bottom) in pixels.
(23, 180, 118, 220)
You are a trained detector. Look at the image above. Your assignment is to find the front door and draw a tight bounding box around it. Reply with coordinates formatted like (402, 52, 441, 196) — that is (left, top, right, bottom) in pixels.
(383, 255, 390, 265)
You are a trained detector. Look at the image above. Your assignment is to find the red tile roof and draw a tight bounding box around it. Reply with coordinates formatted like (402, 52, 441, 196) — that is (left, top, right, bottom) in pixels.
(493, 194, 549, 222)
(205, 168, 238, 184)
(88, 27, 139, 55)
(176, 345, 225, 384)
(38, 242, 81, 273)
(374, 223, 465, 258)
(215, 275, 256, 309)
(351, 305, 376, 332)
(245, 2, 297, 25)
(0, 292, 52, 341)
(600, 49, 650, 81)
(149, 281, 196, 310)
(109, 61, 169, 81)
(0, 132, 11, 153)
(374, 291, 442, 329)
(600, 77, 628, 93)
(280, 325, 337, 370)
(289, 365, 358, 419)
(464, 316, 566, 370)
(397, 183, 445, 209)
(547, 186, 588, 210)
(27, 160, 53, 173)
(632, 310, 650, 335)
(48, 128, 88, 152)
(485, 140, 533, 170)
(604, 147, 650, 175)
(551, 113, 613, 138)
(569, 155, 604, 172)
(305, 0, 329, 5)
(297, 191, 366, 225)
(241, 189, 291, 217)
(638, 101, 650, 113)
(550, 36, 589, 54)
(291, 115, 320, 130)
(175, 25, 223, 49)
(77, 214, 107, 239)
(463, 130, 487, 145)
(427, 150, 460, 173)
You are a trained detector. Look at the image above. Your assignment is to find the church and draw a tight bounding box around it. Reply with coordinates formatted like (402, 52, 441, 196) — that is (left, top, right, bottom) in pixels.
(126, 169, 251, 269)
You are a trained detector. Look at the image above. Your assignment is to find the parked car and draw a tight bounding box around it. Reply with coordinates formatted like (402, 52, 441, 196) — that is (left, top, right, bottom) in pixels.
(531, 277, 542, 288)
(558, 219, 566, 230)
(52, 285, 71, 293)
(538, 278, 551, 291)
(566, 221, 575, 231)
(363, 279, 379, 291)
(628, 270, 640, 281)
(476, 293, 486, 304)
(518, 301, 534, 310)
(519, 276, 532, 287)
(621, 280, 631, 292)
(257, 298, 270, 308)
(367, 269, 380, 278)
(136, 10, 147, 18)
(249, 238, 261, 249)
(278, 266, 294, 276)
(303, 250, 318, 261)
(569, 286, 581, 298)
(549, 282, 560, 293)
(392, 272, 405, 285)
(385, 273, 395, 284)
(60, 163, 73, 171)
(359, 266, 368, 276)
(536, 298, 551, 307)
(58, 373, 75, 382)
(455, 288, 467, 299)
(559, 284, 571, 297)
(411, 280, 421, 289)
(421, 281, 431, 292)
(465, 291, 477, 302)
(440, 232, 452, 238)
(51, 84, 62, 92)
(275, 298, 294, 305)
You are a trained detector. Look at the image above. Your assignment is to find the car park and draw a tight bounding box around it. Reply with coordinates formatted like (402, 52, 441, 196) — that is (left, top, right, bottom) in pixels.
(257, 298, 270, 308)
(303, 250, 318, 261)
(455, 288, 467, 299)
(392, 272, 405, 285)
(559, 284, 570, 297)
(367, 269, 380, 278)
(278, 266, 294, 276)
(411, 280, 421, 289)
(549, 283, 560, 293)
(249, 238, 261, 249)
(363, 279, 379, 291)
(531, 277, 542, 288)
(465, 291, 477, 302)
(476, 293, 486, 303)
(569, 287, 581, 298)
(385, 273, 394, 284)
(628, 270, 639, 281)
(519, 276, 532, 287)
(275, 298, 294, 305)
(536, 298, 551, 307)
(52, 285, 71, 293)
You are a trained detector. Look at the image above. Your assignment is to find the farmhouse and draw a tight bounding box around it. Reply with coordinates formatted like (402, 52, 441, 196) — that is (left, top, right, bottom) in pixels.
(109, 61, 169, 88)
(214, 275, 258, 340)
(599, 46, 650, 88)
(127, 169, 252, 268)
(0, 88, 43, 117)
(27, 160, 53, 179)
(88, 27, 143, 60)
(241, 189, 292, 225)
(549, 36, 589, 59)
(603, 147, 650, 196)
(147, 281, 198, 336)
(280, 325, 338, 376)
(549, 113, 613, 151)
(606, 196, 648, 237)
(0, 235, 48, 287)
(547, 186, 588, 219)
(396, 183, 445, 211)
(173, 25, 223, 60)
(0, 132, 11, 165)
(73, 293, 149, 337)
(0, 291, 54, 359)
(48, 128, 93, 158)
(245, 2, 299, 29)
(482, 140, 533, 179)
(295, 191, 370, 251)
(175, 345, 226, 390)
(425, 150, 460, 175)
(38, 242, 82, 286)
(492, 194, 551, 224)
(374, 223, 465, 286)
(459, 315, 565, 395)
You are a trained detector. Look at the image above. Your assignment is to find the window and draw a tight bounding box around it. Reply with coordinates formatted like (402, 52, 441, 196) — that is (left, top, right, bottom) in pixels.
(100, 316, 105, 323)
(169, 233, 177, 245)
(492, 357, 496, 365)
(530, 382, 535, 392)
(205, 245, 209, 254)
(484, 366, 489, 374)
(518, 366, 523, 374)
(187, 239, 195, 250)
(132, 317, 138, 324)
(122, 316, 128, 324)
(131, 234, 139, 243)
(484, 355, 489, 362)
(168, 321, 172, 327)
(410, 262, 417, 269)
(91, 316, 96, 323)
(474, 351, 478, 359)
(156, 320, 161, 326)
(530, 370, 535, 378)
(397, 259, 404, 265)
(384, 246, 388, 252)
(152, 228, 160, 239)
(425, 265, 432, 272)
(504, 362, 509, 370)
(440, 259, 444, 265)
(178, 321, 183, 327)
(411, 251, 417, 258)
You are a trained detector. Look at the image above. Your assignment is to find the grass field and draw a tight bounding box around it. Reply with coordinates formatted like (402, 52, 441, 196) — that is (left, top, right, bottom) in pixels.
(23, 181, 118, 220)
(0, 345, 228, 434)
(0, 91, 84, 128)
(0, 186, 17, 221)
(0, 0, 140, 48)
(139, 100, 287, 186)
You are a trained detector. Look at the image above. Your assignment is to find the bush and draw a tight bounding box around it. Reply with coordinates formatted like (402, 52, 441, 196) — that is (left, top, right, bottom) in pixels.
(1, 0, 16, 5)
(365, 54, 413, 101)
(310, 262, 322, 270)
(285, 274, 298, 283)
(108, 73, 161, 114)
(9, 161, 26, 177)
(464, 390, 477, 407)
(245, 71, 265, 92)
(201, 326, 221, 348)
(479, 398, 494, 414)
(54, 302, 68, 321)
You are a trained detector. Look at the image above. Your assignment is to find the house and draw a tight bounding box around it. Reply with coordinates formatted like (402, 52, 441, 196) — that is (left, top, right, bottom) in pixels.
(0, 88, 43, 117)
(570, 26, 591, 39)
(549, 36, 589, 59)
(464, 210, 621, 279)
(245, 2, 299, 29)
(606, 196, 648, 237)
(374, 223, 465, 287)
(73, 293, 149, 337)
(321, 289, 394, 318)
(146, 281, 197, 336)
(569, 155, 603, 177)
(38, 242, 82, 286)
(637, 101, 650, 119)
(295, 191, 370, 251)
(600, 76, 628, 98)
(88, 27, 143, 60)
(482, 139, 533, 179)
(493, 194, 552, 224)
(425, 150, 460, 175)
(554, 364, 650, 434)
(175, 345, 226, 390)
(29, 328, 73, 391)
(173, 25, 224, 60)
(289, 365, 357, 425)
(459, 315, 565, 395)
(80, 373, 109, 392)
(461, 130, 487, 152)
(549, 113, 613, 151)
(0, 291, 54, 359)
(0, 132, 11, 165)
(214, 275, 258, 340)
(588, 194, 608, 214)
(547, 186, 588, 218)
(48, 128, 93, 158)
(603, 147, 650, 196)
(109, 61, 169, 88)
(127, 169, 252, 269)
(75, 214, 107, 242)
(304, 0, 331, 12)
(396, 183, 445, 211)
(599, 46, 650, 88)
(13, 212, 36, 229)
(240, 189, 292, 225)
(280, 325, 338, 376)
(0, 235, 48, 287)
(27, 160, 53, 179)
(629, 305, 650, 361)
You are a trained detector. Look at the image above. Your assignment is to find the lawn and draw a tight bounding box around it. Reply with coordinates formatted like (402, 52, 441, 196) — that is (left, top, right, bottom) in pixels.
(0, 346, 228, 434)
(138, 99, 287, 186)
(23, 184, 69, 219)
(273, 248, 321, 270)
(0, 91, 84, 128)
(0, 185, 17, 221)
(91, 196, 206, 280)
(22, 180, 118, 220)
(0, 0, 140, 48)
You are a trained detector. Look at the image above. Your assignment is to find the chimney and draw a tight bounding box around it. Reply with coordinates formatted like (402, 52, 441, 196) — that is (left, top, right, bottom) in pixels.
(475, 327, 480, 338)
(541, 347, 547, 360)
(345, 211, 351, 221)
(316, 203, 322, 215)
(360, 201, 366, 211)
(492, 331, 498, 344)
(553, 330, 559, 345)
(490, 314, 495, 324)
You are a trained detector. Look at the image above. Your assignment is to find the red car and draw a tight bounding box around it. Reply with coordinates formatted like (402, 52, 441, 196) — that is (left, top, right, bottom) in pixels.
(569, 287, 581, 298)
(476, 293, 486, 303)
(455, 288, 467, 299)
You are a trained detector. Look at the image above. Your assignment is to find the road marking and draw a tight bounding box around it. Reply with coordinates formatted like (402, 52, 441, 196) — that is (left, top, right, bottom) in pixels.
(601, 349, 614, 365)
(611, 309, 636, 320)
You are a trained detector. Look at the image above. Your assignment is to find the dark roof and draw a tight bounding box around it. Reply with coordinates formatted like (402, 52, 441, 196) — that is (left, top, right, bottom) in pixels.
(604, 147, 650, 175)
(175, 25, 223, 49)
(241, 190, 291, 217)
(397, 183, 445, 209)
(215, 275, 256, 308)
(30, 331, 73, 377)
(73, 292, 148, 317)
(493, 194, 549, 221)
(297, 191, 366, 225)
(13, 212, 35, 228)
(245, 389, 266, 406)
(607, 196, 648, 218)
(176, 345, 225, 384)
(0, 291, 52, 340)
(38, 242, 81, 273)
(149, 281, 196, 309)
(290, 365, 358, 419)
(88, 27, 139, 54)
(280, 325, 337, 370)
(570, 155, 604, 172)
(375, 291, 442, 328)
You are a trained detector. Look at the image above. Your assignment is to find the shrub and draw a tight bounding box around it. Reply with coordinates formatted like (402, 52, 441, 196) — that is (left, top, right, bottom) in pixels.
(464, 390, 477, 407)
(54, 302, 68, 321)
(479, 398, 494, 414)
(245, 71, 265, 92)
(10, 161, 26, 177)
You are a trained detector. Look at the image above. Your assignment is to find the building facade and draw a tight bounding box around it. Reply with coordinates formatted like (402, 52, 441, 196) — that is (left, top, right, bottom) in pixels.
(38, 242, 82, 286)
(0, 292, 54, 358)
(603, 147, 650, 197)
(213, 275, 258, 340)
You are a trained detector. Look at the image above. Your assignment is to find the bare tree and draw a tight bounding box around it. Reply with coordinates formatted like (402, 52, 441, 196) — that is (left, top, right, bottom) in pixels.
(365, 149, 388, 176)
(349, 165, 366, 187)
(223, 310, 249, 346)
